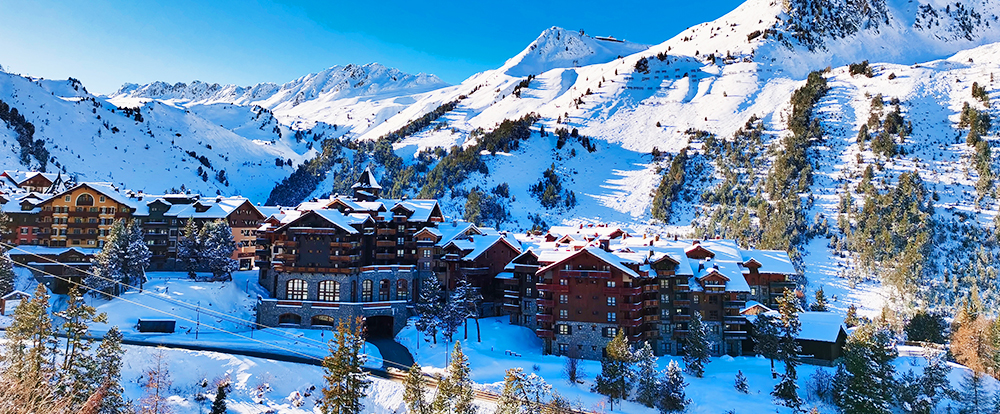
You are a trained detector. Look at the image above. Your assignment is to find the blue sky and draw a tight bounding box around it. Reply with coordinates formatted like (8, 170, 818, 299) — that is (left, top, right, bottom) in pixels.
(0, 0, 745, 94)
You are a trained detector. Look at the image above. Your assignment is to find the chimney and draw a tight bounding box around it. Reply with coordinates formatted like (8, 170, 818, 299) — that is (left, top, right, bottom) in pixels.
(599, 239, 610, 252)
(654, 235, 660, 242)
(674, 235, 678, 241)
(698, 260, 705, 272)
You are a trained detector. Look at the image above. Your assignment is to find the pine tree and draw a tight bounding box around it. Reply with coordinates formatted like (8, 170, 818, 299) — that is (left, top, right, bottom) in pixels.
(124, 219, 151, 290)
(773, 289, 802, 410)
(632, 342, 659, 408)
(139, 348, 172, 414)
(95, 327, 126, 414)
(90, 219, 150, 295)
(432, 341, 475, 414)
(810, 286, 828, 311)
(834, 323, 897, 414)
(209, 384, 227, 414)
(543, 392, 574, 414)
(200, 220, 237, 281)
(752, 312, 780, 375)
(440, 279, 472, 348)
(683, 311, 711, 378)
(320, 319, 371, 414)
(402, 363, 430, 414)
(496, 367, 552, 413)
(960, 371, 989, 414)
(4, 283, 57, 386)
(415, 277, 442, 344)
(657, 360, 689, 413)
(592, 330, 634, 410)
(0, 245, 15, 297)
(56, 287, 108, 406)
(845, 304, 860, 327)
(734, 370, 749, 394)
(177, 219, 201, 278)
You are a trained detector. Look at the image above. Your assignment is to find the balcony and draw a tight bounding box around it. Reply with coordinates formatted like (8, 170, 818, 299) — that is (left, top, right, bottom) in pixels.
(275, 253, 296, 261)
(536, 284, 569, 293)
(622, 318, 642, 328)
(642, 299, 659, 308)
(620, 302, 642, 312)
(375, 253, 396, 260)
(536, 314, 553, 323)
(642, 284, 658, 293)
(725, 301, 744, 309)
(375, 240, 396, 247)
(725, 315, 748, 323)
(535, 329, 554, 339)
(559, 270, 611, 279)
(642, 330, 660, 340)
(376, 228, 396, 235)
(672, 314, 691, 322)
(621, 286, 642, 296)
(643, 314, 660, 322)
(329, 241, 357, 249)
(673, 299, 691, 306)
(274, 240, 297, 248)
(460, 267, 490, 277)
(536, 299, 554, 308)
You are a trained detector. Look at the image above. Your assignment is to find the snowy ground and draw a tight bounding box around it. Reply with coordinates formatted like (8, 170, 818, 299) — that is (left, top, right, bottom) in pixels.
(399, 316, 999, 414)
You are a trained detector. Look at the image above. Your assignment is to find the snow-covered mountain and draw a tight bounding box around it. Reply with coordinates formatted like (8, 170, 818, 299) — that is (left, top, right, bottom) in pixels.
(109, 63, 449, 133)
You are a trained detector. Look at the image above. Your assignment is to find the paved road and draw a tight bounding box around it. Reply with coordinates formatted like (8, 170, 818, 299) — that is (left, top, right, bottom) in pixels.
(367, 338, 415, 371)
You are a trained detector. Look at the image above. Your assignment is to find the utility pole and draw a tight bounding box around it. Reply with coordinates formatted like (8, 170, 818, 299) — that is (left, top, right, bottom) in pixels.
(196, 301, 200, 340)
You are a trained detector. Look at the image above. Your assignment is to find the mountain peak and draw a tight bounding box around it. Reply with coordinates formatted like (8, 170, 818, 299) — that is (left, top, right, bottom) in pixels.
(501, 26, 650, 77)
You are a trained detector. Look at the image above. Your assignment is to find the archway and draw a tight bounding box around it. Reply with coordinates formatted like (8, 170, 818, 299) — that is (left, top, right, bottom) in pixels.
(364, 315, 395, 339)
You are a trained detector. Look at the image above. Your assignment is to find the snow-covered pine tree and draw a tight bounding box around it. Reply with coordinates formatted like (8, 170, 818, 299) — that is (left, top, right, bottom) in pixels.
(402, 363, 430, 414)
(773, 288, 803, 410)
(414, 277, 442, 344)
(453, 278, 483, 342)
(89, 219, 127, 296)
(752, 312, 780, 375)
(209, 384, 227, 414)
(177, 219, 201, 278)
(834, 322, 897, 414)
(0, 244, 15, 297)
(683, 311, 710, 378)
(4, 283, 57, 386)
(56, 287, 108, 407)
(432, 341, 475, 414)
(844, 303, 860, 327)
(810, 286, 828, 311)
(592, 329, 634, 410)
(123, 219, 151, 290)
(960, 371, 990, 414)
(735, 370, 749, 394)
(657, 360, 689, 413)
(633, 341, 659, 408)
(320, 319, 371, 414)
(200, 220, 237, 281)
(496, 367, 552, 413)
(440, 282, 468, 348)
(95, 326, 126, 414)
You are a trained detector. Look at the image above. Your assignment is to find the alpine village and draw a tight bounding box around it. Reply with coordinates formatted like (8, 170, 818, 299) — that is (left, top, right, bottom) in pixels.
(2, 0, 1000, 413)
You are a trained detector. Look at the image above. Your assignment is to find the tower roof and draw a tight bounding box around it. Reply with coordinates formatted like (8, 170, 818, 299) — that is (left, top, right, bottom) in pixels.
(351, 165, 382, 190)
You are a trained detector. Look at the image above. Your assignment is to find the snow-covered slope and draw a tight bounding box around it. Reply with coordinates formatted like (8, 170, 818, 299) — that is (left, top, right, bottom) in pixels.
(0, 71, 309, 201)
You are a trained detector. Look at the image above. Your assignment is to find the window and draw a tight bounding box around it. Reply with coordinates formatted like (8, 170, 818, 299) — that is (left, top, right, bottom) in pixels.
(558, 344, 568, 355)
(604, 327, 619, 337)
(397, 280, 409, 300)
(397, 237, 405, 245)
(64, 195, 71, 202)
(606, 297, 616, 306)
(559, 309, 568, 319)
(559, 278, 568, 285)
(361, 280, 373, 301)
(564, 264, 571, 270)
(606, 281, 616, 288)
(397, 249, 404, 256)
(423, 249, 431, 258)
(751, 287, 757, 296)
(661, 294, 668, 302)
(557, 324, 570, 335)
(607, 312, 617, 322)
(693, 295, 700, 304)
(286, 279, 307, 300)
(76, 194, 95, 206)
(318, 280, 340, 302)
(524, 287, 532, 297)
(278, 313, 302, 325)
(659, 279, 669, 288)
(99, 196, 106, 203)
(559, 294, 568, 304)
(311, 315, 336, 326)
(378, 279, 391, 301)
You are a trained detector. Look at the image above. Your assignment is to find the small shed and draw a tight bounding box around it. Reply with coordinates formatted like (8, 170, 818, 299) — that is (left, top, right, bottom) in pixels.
(796, 312, 848, 362)
(1, 290, 31, 315)
(137, 319, 176, 333)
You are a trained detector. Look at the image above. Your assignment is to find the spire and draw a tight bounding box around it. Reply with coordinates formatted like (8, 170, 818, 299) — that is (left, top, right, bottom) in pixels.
(351, 164, 382, 201)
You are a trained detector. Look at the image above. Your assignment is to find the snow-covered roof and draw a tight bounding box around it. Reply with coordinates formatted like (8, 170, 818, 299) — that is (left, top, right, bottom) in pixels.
(307, 210, 372, 234)
(7, 245, 101, 256)
(435, 221, 480, 247)
(495, 272, 515, 280)
(351, 165, 382, 189)
(797, 312, 848, 343)
(49, 182, 139, 209)
(2, 170, 57, 186)
(537, 247, 639, 279)
(166, 196, 251, 219)
(741, 249, 797, 275)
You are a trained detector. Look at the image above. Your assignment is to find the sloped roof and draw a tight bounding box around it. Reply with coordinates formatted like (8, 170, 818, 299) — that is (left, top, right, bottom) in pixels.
(47, 182, 138, 209)
(741, 249, 797, 275)
(537, 247, 639, 278)
(352, 165, 382, 189)
(797, 312, 847, 343)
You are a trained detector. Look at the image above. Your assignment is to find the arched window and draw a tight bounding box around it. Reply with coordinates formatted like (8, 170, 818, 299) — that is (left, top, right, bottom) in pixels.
(311, 315, 336, 327)
(379, 279, 391, 301)
(361, 280, 373, 302)
(76, 194, 94, 206)
(396, 279, 409, 300)
(278, 313, 302, 325)
(286, 279, 307, 300)
(318, 280, 340, 302)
